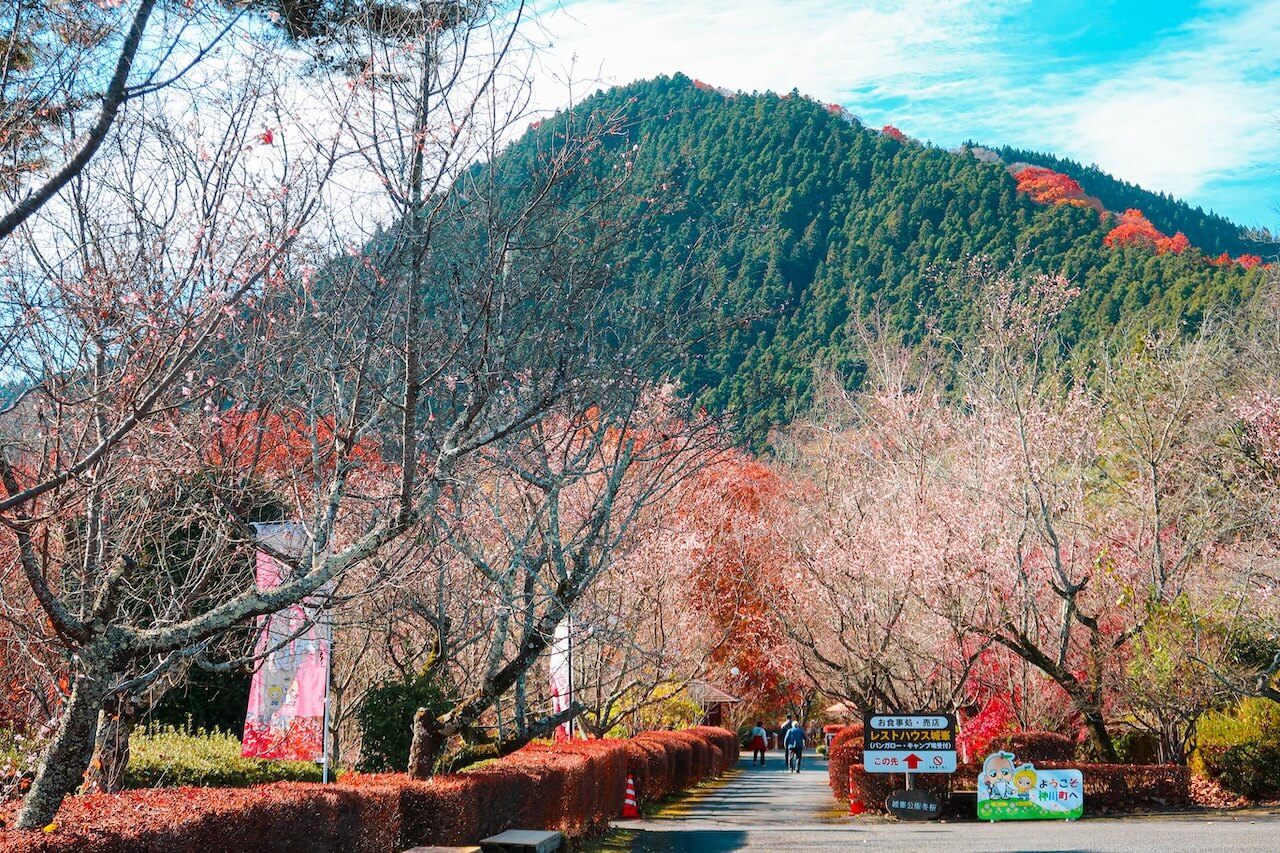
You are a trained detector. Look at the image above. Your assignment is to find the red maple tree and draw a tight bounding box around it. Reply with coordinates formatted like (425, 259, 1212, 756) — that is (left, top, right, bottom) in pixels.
(1103, 208, 1163, 249)
(1013, 166, 1095, 209)
(881, 125, 908, 143)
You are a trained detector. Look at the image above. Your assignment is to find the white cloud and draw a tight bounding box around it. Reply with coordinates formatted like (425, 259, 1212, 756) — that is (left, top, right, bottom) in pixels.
(527, 0, 1019, 114)
(1025, 2, 1280, 205)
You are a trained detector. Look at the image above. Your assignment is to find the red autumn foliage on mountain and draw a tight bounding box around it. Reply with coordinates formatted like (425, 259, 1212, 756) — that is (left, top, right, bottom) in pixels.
(1207, 251, 1267, 269)
(881, 125, 908, 143)
(1102, 208, 1189, 255)
(1103, 209, 1163, 249)
(1155, 231, 1191, 255)
(1013, 166, 1096, 209)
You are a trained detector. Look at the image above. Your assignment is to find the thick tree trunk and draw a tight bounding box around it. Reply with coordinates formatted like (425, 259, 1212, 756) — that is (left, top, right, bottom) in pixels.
(444, 702, 585, 772)
(407, 708, 445, 780)
(15, 669, 107, 830)
(88, 696, 137, 794)
(1082, 710, 1118, 762)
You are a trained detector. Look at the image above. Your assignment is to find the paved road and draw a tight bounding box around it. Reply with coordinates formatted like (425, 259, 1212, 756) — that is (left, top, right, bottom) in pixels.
(620, 755, 1280, 852)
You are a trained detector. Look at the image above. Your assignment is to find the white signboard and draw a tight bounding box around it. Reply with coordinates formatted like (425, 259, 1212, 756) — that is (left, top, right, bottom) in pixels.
(863, 713, 958, 774)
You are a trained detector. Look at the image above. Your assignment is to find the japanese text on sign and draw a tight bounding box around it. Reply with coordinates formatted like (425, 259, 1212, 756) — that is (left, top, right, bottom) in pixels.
(868, 715, 950, 729)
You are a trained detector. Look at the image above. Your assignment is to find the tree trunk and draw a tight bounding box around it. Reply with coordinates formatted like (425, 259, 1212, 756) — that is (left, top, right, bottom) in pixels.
(443, 702, 585, 772)
(15, 668, 107, 830)
(407, 707, 445, 780)
(87, 695, 137, 794)
(1083, 710, 1118, 762)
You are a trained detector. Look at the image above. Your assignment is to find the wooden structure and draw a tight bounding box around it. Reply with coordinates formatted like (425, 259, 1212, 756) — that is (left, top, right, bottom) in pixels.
(688, 681, 742, 728)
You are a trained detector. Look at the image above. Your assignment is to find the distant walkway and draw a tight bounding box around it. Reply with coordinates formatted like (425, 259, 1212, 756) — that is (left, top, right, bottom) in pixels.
(618, 755, 1280, 852)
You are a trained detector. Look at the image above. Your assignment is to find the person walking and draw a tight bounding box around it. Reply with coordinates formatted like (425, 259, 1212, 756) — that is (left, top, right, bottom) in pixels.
(783, 721, 806, 772)
(749, 720, 769, 766)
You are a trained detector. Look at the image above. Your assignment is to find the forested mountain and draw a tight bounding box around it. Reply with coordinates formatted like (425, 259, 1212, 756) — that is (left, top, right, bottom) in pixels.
(506, 75, 1272, 438)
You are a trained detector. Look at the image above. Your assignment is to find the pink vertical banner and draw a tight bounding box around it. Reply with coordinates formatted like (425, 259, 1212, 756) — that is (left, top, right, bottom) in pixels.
(242, 522, 330, 761)
(549, 618, 572, 741)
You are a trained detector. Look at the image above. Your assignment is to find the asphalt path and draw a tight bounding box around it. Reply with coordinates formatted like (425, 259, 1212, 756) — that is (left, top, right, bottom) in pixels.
(620, 754, 1280, 852)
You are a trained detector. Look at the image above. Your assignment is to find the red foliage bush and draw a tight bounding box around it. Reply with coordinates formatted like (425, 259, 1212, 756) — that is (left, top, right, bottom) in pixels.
(849, 763, 964, 814)
(1036, 761, 1191, 810)
(826, 724, 863, 802)
(0, 728, 738, 852)
(987, 731, 1076, 762)
(846, 753, 1191, 816)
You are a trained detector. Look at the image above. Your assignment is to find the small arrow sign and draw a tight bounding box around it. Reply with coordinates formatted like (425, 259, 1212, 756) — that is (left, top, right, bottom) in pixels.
(903, 753, 922, 770)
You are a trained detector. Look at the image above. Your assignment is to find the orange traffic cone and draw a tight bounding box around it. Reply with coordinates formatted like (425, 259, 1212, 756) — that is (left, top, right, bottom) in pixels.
(848, 766, 865, 815)
(620, 774, 641, 819)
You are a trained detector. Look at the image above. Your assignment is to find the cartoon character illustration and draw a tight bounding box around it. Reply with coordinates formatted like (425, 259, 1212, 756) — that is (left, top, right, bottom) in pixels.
(982, 752, 1018, 800)
(1013, 766, 1037, 800)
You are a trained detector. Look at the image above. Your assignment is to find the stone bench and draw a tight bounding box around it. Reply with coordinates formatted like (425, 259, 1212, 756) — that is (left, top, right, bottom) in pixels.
(478, 829, 564, 853)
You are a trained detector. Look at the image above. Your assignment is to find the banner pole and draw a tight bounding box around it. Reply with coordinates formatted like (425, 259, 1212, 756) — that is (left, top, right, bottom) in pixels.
(322, 621, 333, 783)
(567, 611, 573, 740)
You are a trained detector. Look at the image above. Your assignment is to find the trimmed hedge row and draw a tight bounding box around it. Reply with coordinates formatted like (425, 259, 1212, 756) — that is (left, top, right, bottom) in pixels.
(0, 727, 737, 852)
(825, 724, 862, 803)
(1035, 761, 1191, 810)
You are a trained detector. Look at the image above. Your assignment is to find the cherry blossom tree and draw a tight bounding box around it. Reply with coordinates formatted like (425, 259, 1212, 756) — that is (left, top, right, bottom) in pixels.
(0, 0, 721, 828)
(403, 396, 726, 776)
(769, 319, 995, 720)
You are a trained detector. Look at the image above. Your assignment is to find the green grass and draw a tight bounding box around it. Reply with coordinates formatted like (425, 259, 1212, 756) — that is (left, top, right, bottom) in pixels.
(572, 828, 642, 852)
(125, 723, 327, 789)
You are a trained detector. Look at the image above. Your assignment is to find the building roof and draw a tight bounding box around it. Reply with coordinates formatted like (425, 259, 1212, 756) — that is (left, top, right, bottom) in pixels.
(688, 681, 742, 705)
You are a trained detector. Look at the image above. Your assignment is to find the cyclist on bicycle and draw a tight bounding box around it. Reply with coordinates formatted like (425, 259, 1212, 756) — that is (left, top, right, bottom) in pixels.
(783, 722, 806, 772)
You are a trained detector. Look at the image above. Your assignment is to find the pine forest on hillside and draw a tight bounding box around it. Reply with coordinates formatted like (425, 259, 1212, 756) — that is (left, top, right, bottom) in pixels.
(504, 75, 1269, 437)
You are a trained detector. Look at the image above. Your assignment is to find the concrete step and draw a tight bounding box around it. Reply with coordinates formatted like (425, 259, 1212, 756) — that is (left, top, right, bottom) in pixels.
(478, 829, 564, 853)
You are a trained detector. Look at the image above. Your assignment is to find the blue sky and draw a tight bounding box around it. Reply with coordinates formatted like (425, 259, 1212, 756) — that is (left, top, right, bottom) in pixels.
(528, 0, 1280, 230)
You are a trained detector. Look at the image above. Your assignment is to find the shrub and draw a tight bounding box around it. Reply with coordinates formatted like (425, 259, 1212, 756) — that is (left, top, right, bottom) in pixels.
(126, 724, 323, 789)
(355, 672, 453, 772)
(986, 731, 1075, 762)
(826, 724, 863, 802)
(0, 727, 739, 851)
(1036, 761, 1191, 810)
(1191, 698, 1280, 800)
(849, 763, 963, 814)
(1112, 730, 1160, 765)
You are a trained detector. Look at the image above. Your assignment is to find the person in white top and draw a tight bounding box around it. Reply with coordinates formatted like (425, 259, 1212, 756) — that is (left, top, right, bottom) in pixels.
(749, 720, 769, 766)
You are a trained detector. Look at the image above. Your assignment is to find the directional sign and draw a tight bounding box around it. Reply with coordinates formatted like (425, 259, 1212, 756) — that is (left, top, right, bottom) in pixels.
(863, 713, 957, 774)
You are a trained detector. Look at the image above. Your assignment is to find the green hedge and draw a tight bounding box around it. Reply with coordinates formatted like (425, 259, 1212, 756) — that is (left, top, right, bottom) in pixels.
(126, 724, 325, 789)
